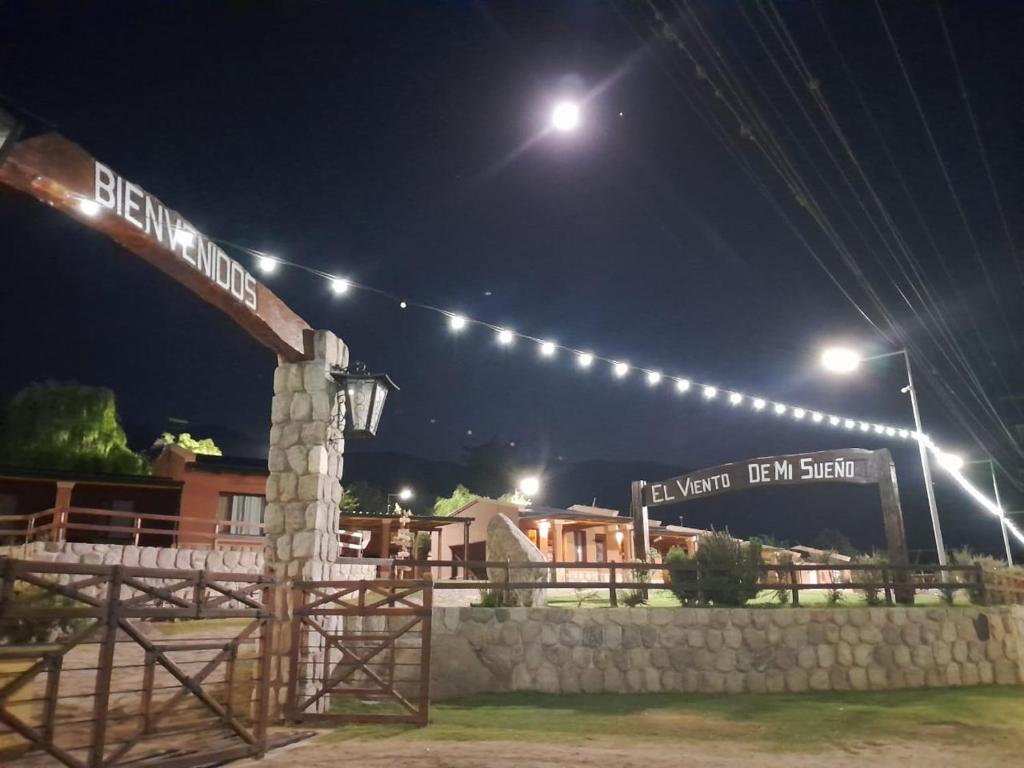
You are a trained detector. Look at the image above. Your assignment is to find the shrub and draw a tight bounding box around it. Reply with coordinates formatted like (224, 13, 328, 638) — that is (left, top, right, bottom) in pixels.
(774, 586, 790, 606)
(854, 552, 887, 606)
(622, 590, 646, 607)
(477, 587, 517, 607)
(665, 546, 700, 606)
(697, 532, 762, 606)
(667, 533, 762, 607)
(622, 560, 651, 607)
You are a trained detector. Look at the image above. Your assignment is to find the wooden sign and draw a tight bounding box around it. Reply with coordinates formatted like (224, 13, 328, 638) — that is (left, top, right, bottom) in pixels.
(0, 131, 312, 361)
(630, 448, 910, 569)
(644, 448, 877, 508)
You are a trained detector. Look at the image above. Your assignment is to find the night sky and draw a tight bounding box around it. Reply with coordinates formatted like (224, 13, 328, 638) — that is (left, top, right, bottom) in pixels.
(1, 2, 1021, 557)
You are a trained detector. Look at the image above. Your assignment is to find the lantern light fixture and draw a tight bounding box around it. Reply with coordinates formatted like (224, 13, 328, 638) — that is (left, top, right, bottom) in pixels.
(329, 364, 399, 440)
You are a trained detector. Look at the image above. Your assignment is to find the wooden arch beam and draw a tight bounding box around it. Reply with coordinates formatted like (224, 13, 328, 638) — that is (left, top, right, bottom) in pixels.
(0, 130, 312, 361)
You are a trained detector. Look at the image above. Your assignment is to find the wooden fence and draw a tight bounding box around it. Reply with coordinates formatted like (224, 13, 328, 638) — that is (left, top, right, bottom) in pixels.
(0, 507, 368, 555)
(0, 557, 276, 767)
(361, 558, 1024, 607)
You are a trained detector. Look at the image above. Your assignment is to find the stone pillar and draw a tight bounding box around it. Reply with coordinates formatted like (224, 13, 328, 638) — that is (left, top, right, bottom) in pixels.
(263, 329, 347, 719)
(265, 330, 346, 581)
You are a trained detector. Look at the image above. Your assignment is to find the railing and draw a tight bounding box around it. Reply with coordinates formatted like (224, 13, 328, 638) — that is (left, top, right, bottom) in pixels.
(0, 507, 266, 550)
(0, 507, 374, 554)
(358, 558, 1024, 607)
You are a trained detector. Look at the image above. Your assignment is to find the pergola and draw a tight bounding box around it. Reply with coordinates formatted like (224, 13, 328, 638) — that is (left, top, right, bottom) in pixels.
(338, 512, 473, 560)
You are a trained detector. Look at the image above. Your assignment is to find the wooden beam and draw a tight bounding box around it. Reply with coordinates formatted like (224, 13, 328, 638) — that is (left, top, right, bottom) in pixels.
(0, 132, 312, 361)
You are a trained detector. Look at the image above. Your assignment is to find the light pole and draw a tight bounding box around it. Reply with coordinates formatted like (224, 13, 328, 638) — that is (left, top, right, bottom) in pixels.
(821, 347, 947, 565)
(966, 458, 1013, 566)
(387, 487, 414, 513)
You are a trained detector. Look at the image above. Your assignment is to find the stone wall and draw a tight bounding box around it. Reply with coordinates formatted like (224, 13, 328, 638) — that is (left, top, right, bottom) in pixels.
(0, 541, 264, 572)
(0, 542, 375, 581)
(431, 605, 1024, 699)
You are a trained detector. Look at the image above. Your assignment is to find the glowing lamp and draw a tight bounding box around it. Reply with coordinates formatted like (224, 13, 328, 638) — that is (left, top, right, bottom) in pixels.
(821, 347, 862, 374)
(551, 101, 580, 132)
(330, 365, 398, 439)
(79, 199, 101, 217)
(518, 476, 541, 498)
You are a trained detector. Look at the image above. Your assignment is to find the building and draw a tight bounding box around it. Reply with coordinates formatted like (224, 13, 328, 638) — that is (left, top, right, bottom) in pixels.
(0, 445, 268, 550)
(434, 497, 707, 580)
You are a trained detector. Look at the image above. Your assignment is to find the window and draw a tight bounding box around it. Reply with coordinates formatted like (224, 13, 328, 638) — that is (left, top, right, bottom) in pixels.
(573, 530, 587, 563)
(594, 533, 606, 563)
(218, 494, 266, 535)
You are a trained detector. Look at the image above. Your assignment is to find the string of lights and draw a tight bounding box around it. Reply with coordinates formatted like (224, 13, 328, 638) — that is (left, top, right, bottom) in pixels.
(59, 186, 1024, 548)
(237, 246, 1023, 547)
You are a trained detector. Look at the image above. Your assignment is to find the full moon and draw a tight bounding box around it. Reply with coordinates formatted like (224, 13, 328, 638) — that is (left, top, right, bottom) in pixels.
(551, 101, 580, 132)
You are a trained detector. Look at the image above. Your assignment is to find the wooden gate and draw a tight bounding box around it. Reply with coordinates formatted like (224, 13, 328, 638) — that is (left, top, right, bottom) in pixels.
(0, 557, 274, 767)
(287, 580, 432, 726)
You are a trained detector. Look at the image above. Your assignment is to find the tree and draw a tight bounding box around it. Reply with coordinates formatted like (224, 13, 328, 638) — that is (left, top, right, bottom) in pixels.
(340, 481, 387, 515)
(811, 528, 859, 557)
(160, 432, 222, 456)
(433, 484, 481, 517)
(0, 383, 148, 474)
(464, 437, 519, 498)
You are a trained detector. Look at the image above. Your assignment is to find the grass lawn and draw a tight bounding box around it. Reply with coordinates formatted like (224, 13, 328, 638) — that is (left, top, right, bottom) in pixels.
(323, 687, 1024, 753)
(544, 587, 974, 609)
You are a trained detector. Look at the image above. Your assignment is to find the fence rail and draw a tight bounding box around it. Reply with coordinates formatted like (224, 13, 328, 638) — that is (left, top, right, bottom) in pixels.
(357, 558, 1024, 607)
(0, 507, 370, 554)
(0, 557, 275, 767)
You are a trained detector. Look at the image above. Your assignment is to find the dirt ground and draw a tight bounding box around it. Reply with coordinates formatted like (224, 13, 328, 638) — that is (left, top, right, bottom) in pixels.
(238, 733, 1016, 768)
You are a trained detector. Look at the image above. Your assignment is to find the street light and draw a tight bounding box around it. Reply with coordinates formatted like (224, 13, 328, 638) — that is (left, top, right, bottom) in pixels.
(387, 487, 415, 513)
(966, 458, 1014, 566)
(518, 476, 541, 499)
(819, 346, 948, 565)
(551, 101, 580, 132)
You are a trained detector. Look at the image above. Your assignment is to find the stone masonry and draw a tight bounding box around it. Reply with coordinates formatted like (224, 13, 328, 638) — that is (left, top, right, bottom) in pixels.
(430, 605, 1024, 700)
(265, 329, 347, 582)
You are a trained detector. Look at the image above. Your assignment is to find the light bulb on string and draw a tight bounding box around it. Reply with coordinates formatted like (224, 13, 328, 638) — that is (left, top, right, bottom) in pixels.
(774, 403, 787, 415)
(811, 412, 823, 423)
(78, 199, 101, 217)
(829, 416, 841, 426)
(539, 340, 556, 357)
(728, 392, 742, 406)
(449, 314, 467, 332)
(860, 422, 870, 432)
(577, 352, 594, 368)
(646, 371, 662, 386)
(496, 329, 514, 345)
(613, 362, 629, 378)
(752, 398, 766, 411)
(844, 419, 855, 429)
(257, 255, 277, 273)
(330, 277, 350, 295)
(793, 408, 806, 420)
(676, 379, 691, 393)
(702, 386, 717, 399)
